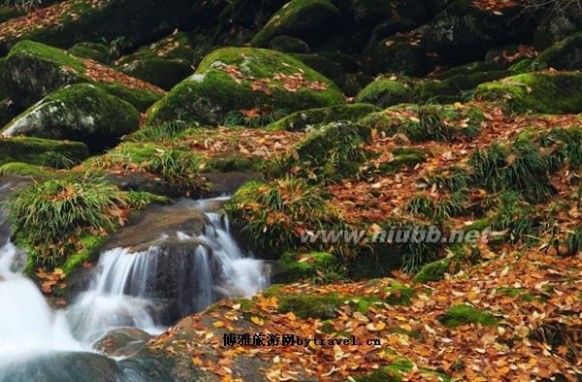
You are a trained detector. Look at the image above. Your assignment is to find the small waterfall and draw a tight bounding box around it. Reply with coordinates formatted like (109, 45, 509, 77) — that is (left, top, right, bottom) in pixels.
(69, 198, 269, 345)
(0, 241, 83, 362)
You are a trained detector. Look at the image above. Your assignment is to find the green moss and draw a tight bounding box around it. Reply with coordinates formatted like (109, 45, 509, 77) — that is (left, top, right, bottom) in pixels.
(277, 293, 343, 319)
(267, 103, 380, 131)
(251, 0, 340, 47)
(271, 122, 368, 181)
(98, 83, 162, 112)
(268, 35, 311, 53)
(377, 147, 429, 174)
(0, 137, 90, 167)
(535, 31, 582, 70)
(275, 251, 345, 283)
(119, 57, 192, 90)
(351, 358, 414, 382)
(474, 72, 582, 114)
(384, 283, 416, 306)
(417, 71, 511, 102)
(147, 47, 345, 125)
(438, 304, 499, 328)
(9, 40, 86, 72)
(69, 42, 110, 64)
(61, 234, 107, 275)
(355, 76, 415, 107)
(413, 258, 451, 283)
(0, 162, 55, 177)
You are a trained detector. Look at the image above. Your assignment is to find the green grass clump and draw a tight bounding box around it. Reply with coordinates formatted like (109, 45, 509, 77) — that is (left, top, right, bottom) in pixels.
(147, 148, 202, 186)
(413, 258, 451, 283)
(438, 304, 499, 328)
(8, 175, 128, 269)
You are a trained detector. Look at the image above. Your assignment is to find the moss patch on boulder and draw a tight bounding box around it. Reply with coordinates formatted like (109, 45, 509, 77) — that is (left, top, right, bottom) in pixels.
(474, 72, 582, 114)
(147, 47, 345, 125)
(119, 57, 193, 90)
(267, 103, 379, 131)
(274, 251, 345, 283)
(277, 293, 343, 319)
(2, 84, 140, 152)
(535, 31, 582, 70)
(413, 258, 451, 283)
(0, 136, 89, 167)
(355, 76, 416, 107)
(438, 304, 499, 328)
(69, 42, 110, 64)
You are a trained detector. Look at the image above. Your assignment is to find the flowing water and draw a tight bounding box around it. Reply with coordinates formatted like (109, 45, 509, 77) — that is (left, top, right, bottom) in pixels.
(0, 191, 269, 380)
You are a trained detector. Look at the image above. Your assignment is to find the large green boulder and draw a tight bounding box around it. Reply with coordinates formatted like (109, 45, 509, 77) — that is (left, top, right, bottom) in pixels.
(355, 75, 416, 107)
(535, 31, 582, 70)
(4, 40, 163, 111)
(2, 84, 140, 151)
(251, 0, 341, 48)
(0, 137, 89, 167)
(474, 72, 582, 114)
(68, 42, 111, 64)
(119, 57, 193, 90)
(147, 47, 345, 125)
(425, 1, 534, 63)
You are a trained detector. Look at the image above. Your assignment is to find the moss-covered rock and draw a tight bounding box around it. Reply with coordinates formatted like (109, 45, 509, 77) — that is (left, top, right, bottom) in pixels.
(425, 0, 535, 63)
(438, 304, 499, 328)
(355, 76, 415, 107)
(4, 40, 163, 111)
(372, 34, 428, 76)
(268, 35, 311, 53)
(413, 258, 451, 283)
(119, 57, 193, 90)
(474, 72, 582, 114)
(147, 47, 345, 125)
(69, 42, 110, 64)
(267, 103, 379, 131)
(535, 31, 582, 70)
(273, 251, 344, 283)
(417, 70, 511, 102)
(0, 136, 89, 167)
(251, 0, 341, 48)
(2, 84, 140, 151)
(292, 52, 348, 89)
(0, 0, 202, 55)
(533, 5, 582, 50)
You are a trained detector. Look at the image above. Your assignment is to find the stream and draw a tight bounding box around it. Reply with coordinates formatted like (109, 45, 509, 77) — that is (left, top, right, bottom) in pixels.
(0, 187, 269, 381)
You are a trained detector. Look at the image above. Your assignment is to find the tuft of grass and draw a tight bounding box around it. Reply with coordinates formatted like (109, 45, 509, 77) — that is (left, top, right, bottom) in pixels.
(565, 227, 582, 257)
(127, 121, 190, 143)
(8, 174, 128, 268)
(147, 148, 201, 186)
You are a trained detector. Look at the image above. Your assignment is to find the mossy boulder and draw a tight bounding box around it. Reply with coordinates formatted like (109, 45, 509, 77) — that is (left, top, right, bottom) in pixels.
(147, 47, 345, 125)
(355, 76, 415, 107)
(417, 70, 511, 102)
(2, 84, 140, 151)
(425, 0, 535, 63)
(267, 103, 379, 131)
(0, 136, 89, 167)
(251, 0, 341, 48)
(372, 34, 428, 76)
(535, 31, 582, 70)
(268, 35, 311, 53)
(119, 57, 193, 90)
(474, 72, 582, 114)
(4, 40, 163, 111)
(69, 42, 110, 64)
